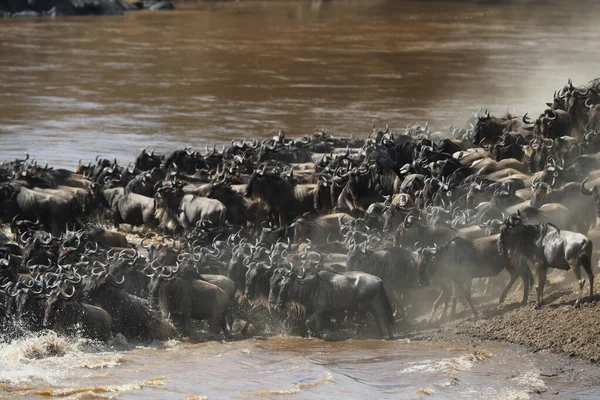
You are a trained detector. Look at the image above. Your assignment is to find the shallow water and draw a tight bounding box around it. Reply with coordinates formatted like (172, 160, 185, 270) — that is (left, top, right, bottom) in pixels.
(1, 331, 599, 399)
(1, 1, 600, 168)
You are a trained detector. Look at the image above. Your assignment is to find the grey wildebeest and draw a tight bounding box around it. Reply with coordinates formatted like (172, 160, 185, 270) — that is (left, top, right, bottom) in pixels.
(155, 183, 227, 231)
(94, 186, 156, 227)
(274, 268, 395, 339)
(416, 234, 532, 322)
(0, 183, 77, 235)
(148, 265, 230, 336)
(499, 213, 594, 309)
(346, 244, 420, 315)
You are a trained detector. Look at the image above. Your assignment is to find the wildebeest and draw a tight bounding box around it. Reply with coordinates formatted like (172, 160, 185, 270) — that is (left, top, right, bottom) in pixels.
(274, 268, 394, 339)
(82, 269, 175, 340)
(580, 175, 600, 228)
(346, 244, 420, 310)
(0, 183, 77, 235)
(416, 234, 531, 321)
(43, 285, 113, 341)
(472, 112, 531, 145)
(155, 184, 227, 231)
(499, 213, 593, 309)
(207, 183, 267, 228)
(148, 265, 230, 336)
(244, 166, 315, 226)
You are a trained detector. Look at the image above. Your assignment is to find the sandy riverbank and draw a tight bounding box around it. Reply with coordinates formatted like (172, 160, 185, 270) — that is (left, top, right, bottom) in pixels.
(406, 274, 600, 363)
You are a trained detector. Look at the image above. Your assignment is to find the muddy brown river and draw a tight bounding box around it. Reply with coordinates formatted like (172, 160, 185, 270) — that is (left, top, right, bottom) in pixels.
(1, 332, 599, 399)
(2, 0, 600, 398)
(1, 0, 600, 168)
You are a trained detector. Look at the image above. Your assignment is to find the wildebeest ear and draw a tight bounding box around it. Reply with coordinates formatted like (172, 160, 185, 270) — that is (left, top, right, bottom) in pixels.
(546, 103, 552, 107)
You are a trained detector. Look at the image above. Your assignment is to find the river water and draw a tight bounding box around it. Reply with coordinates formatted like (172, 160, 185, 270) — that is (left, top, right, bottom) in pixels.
(1, 331, 599, 399)
(2, 1, 600, 398)
(1, 0, 600, 168)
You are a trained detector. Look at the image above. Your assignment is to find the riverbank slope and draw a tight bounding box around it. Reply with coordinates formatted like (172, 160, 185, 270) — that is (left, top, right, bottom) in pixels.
(408, 274, 600, 362)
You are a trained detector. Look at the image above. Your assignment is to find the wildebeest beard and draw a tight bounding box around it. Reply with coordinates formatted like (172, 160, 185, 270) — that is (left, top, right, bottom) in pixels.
(155, 191, 183, 231)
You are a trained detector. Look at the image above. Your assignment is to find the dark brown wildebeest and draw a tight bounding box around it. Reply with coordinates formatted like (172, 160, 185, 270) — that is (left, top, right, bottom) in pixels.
(82, 269, 175, 340)
(244, 166, 315, 227)
(43, 285, 113, 342)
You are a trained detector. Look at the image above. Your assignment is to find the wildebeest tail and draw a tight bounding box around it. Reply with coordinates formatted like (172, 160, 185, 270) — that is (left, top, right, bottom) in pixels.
(579, 242, 592, 274)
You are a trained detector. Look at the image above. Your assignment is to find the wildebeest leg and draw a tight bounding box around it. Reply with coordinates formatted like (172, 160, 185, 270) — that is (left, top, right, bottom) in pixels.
(391, 290, 404, 318)
(450, 282, 462, 318)
(518, 258, 533, 305)
(453, 280, 478, 318)
(171, 313, 190, 336)
(366, 304, 385, 338)
(278, 212, 286, 229)
(533, 262, 547, 310)
(221, 313, 230, 336)
(483, 278, 492, 295)
(581, 252, 594, 301)
(428, 291, 445, 323)
(307, 311, 324, 337)
(569, 257, 586, 308)
(355, 308, 368, 335)
(240, 321, 251, 335)
(499, 267, 519, 304)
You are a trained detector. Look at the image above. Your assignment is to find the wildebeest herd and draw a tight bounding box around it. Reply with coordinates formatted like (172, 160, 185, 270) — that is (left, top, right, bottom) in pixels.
(1, 77, 600, 342)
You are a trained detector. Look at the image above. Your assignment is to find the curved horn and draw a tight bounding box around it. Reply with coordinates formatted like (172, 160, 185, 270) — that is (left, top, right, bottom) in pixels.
(581, 176, 594, 196)
(61, 285, 76, 299)
(585, 97, 594, 110)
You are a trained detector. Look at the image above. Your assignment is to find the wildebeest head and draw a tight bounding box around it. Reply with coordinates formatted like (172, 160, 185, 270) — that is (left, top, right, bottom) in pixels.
(135, 147, 161, 171)
(0, 184, 18, 216)
(415, 245, 436, 287)
(244, 261, 271, 301)
(267, 267, 289, 306)
(245, 165, 294, 204)
(498, 211, 529, 256)
(43, 284, 77, 328)
(147, 264, 179, 304)
(161, 148, 206, 175)
(539, 157, 563, 186)
(275, 267, 308, 309)
(382, 206, 415, 233)
(530, 180, 552, 208)
(313, 178, 333, 214)
(488, 132, 524, 162)
(12, 277, 45, 324)
(472, 110, 511, 145)
(82, 263, 124, 302)
(586, 101, 600, 131)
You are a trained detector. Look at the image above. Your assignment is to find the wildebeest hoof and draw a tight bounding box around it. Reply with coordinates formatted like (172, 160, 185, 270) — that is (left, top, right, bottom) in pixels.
(533, 303, 542, 310)
(573, 301, 581, 308)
